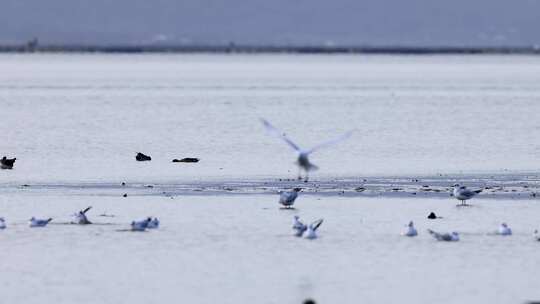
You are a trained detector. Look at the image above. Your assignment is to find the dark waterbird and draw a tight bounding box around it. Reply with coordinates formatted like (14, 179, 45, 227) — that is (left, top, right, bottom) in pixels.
(172, 157, 200, 163)
(135, 152, 151, 161)
(1, 156, 16, 169)
(427, 212, 440, 219)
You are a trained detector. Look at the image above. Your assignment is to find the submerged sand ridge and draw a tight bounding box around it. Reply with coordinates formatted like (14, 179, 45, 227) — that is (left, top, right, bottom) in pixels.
(4, 173, 539, 200)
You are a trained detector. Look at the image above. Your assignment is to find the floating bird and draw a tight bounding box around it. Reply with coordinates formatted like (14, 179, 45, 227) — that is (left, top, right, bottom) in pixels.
(292, 215, 307, 237)
(279, 188, 301, 209)
(29, 217, 52, 227)
(146, 217, 159, 229)
(497, 223, 512, 236)
(131, 218, 151, 231)
(1, 156, 16, 169)
(261, 118, 353, 182)
(427, 212, 439, 219)
(453, 184, 482, 206)
(135, 152, 151, 161)
(534, 230, 540, 241)
(0, 217, 6, 229)
(172, 158, 199, 163)
(401, 221, 418, 237)
(428, 229, 459, 242)
(74, 206, 92, 225)
(304, 218, 324, 239)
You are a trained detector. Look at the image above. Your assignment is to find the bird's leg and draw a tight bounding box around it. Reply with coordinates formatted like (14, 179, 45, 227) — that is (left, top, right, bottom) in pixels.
(297, 167, 302, 181)
(304, 170, 309, 182)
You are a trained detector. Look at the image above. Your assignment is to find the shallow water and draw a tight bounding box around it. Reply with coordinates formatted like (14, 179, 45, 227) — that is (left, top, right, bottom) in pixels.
(1, 54, 540, 303)
(0, 54, 539, 183)
(1, 192, 540, 304)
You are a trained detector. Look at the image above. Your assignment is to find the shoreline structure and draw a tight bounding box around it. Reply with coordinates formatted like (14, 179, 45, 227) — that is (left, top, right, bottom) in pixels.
(1, 43, 540, 54)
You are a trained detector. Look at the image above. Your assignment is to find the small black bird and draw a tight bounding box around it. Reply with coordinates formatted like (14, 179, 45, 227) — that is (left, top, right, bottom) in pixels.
(135, 152, 151, 161)
(172, 158, 200, 163)
(1, 156, 16, 169)
(427, 212, 438, 219)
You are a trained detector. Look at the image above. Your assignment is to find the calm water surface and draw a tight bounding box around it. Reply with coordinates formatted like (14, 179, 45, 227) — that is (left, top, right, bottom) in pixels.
(0, 54, 539, 184)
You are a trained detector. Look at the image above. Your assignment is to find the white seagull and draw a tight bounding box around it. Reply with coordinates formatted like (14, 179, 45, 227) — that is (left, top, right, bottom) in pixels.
(292, 215, 307, 237)
(497, 223, 512, 236)
(0, 217, 6, 229)
(304, 218, 324, 239)
(146, 217, 160, 229)
(279, 188, 301, 209)
(74, 206, 92, 225)
(29, 217, 53, 227)
(261, 118, 353, 182)
(401, 221, 418, 237)
(428, 229, 459, 242)
(131, 218, 151, 231)
(453, 184, 482, 206)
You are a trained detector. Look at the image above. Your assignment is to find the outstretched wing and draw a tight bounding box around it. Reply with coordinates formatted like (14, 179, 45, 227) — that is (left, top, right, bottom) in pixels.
(311, 218, 324, 231)
(427, 229, 440, 239)
(82, 206, 92, 214)
(305, 130, 354, 155)
(260, 118, 302, 152)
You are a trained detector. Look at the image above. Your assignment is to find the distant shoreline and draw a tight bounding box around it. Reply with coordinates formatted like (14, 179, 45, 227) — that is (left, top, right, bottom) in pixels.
(1, 44, 540, 55)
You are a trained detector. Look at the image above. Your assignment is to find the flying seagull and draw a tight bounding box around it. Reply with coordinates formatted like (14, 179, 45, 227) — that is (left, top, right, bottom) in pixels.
(261, 118, 353, 181)
(452, 184, 482, 206)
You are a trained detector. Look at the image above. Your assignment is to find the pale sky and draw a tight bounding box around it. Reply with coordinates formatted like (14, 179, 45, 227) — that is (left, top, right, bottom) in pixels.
(1, 0, 539, 46)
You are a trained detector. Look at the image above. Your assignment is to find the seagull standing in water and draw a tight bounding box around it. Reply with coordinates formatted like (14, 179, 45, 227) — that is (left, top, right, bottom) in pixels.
(146, 217, 160, 229)
(304, 219, 324, 239)
(279, 188, 301, 209)
(261, 119, 353, 182)
(292, 215, 307, 237)
(0, 217, 6, 229)
(428, 229, 459, 242)
(497, 223, 512, 236)
(453, 184, 482, 206)
(29, 217, 52, 227)
(131, 218, 151, 231)
(401, 221, 418, 237)
(74, 206, 92, 225)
